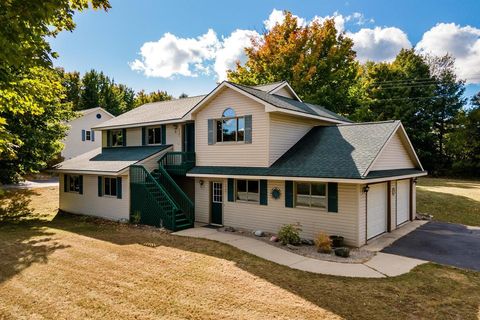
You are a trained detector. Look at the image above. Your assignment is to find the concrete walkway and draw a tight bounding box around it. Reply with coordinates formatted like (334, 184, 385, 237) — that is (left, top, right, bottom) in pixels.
(1, 178, 59, 189)
(173, 227, 427, 278)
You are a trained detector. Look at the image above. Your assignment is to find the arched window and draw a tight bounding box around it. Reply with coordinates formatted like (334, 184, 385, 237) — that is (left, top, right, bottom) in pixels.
(216, 108, 245, 142)
(222, 108, 235, 118)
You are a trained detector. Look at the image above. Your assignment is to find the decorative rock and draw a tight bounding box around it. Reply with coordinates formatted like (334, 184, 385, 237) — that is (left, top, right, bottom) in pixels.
(224, 226, 236, 232)
(301, 238, 314, 245)
(254, 230, 265, 237)
(334, 247, 351, 258)
(286, 244, 299, 250)
(270, 235, 279, 242)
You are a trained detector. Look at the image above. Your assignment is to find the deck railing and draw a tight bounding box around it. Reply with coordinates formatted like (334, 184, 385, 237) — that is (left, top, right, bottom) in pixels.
(130, 165, 179, 229)
(158, 152, 195, 175)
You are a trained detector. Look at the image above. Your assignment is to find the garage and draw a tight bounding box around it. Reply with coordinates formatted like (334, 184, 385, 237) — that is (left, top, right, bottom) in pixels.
(367, 183, 388, 239)
(396, 179, 411, 225)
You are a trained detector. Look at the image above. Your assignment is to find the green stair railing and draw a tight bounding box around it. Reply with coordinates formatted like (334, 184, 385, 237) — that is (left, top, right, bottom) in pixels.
(152, 166, 195, 229)
(130, 165, 180, 230)
(158, 152, 195, 175)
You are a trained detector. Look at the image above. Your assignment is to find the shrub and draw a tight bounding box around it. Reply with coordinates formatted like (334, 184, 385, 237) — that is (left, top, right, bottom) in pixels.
(334, 247, 351, 258)
(278, 223, 302, 245)
(314, 232, 332, 253)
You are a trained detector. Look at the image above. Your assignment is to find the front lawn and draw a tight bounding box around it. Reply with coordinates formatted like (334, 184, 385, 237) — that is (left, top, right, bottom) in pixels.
(0, 185, 479, 319)
(417, 177, 480, 226)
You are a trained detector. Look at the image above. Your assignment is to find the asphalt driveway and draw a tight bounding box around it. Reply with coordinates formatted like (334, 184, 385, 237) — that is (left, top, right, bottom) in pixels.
(382, 221, 480, 271)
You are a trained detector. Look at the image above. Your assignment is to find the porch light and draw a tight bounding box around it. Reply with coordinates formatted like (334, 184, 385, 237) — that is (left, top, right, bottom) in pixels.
(363, 185, 370, 193)
(199, 180, 204, 186)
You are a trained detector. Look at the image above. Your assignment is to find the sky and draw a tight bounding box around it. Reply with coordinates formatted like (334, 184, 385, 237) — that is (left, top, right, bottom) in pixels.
(50, 0, 480, 99)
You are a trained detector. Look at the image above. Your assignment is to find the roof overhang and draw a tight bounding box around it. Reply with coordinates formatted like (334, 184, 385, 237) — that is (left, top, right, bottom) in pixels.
(186, 170, 428, 184)
(92, 118, 188, 131)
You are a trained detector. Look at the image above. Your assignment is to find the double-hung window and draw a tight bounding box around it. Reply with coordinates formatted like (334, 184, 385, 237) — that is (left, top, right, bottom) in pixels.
(110, 129, 123, 147)
(147, 126, 162, 145)
(103, 177, 117, 197)
(85, 130, 91, 141)
(66, 175, 80, 193)
(216, 108, 245, 142)
(236, 179, 259, 203)
(295, 182, 327, 208)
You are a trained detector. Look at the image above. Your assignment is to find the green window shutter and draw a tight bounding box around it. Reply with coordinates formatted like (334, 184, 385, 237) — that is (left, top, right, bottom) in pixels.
(227, 178, 234, 202)
(107, 130, 111, 147)
(259, 179, 268, 205)
(161, 125, 166, 144)
(328, 183, 338, 213)
(64, 174, 68, 192)
(81, 130, 86, 141)
(116, 177, 122, 199)
(98, 176, 103, 197)
(285, 181, 294, 208)
(141, 127, 146, 145)
(79, 175, 83, 195)
(244, 115, 252, 144)
(122, 128, 127, 146)
(207, 119, 214, 145)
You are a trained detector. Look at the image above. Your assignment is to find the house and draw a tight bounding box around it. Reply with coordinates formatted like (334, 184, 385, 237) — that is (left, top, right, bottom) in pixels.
(61, 107, 115, 160)
(54, 81, 427, 247)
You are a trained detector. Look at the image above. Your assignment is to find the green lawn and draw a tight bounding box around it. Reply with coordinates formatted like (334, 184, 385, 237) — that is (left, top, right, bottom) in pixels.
(0, 184, 479, 319)
(417, 177, 480, 226)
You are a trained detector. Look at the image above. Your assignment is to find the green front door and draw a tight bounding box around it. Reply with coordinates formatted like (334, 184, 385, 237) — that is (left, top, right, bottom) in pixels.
(211, 181, 223, 225)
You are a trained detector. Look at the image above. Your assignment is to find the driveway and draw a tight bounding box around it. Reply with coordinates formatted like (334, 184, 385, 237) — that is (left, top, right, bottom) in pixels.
(382, 221, 480, 271)
(1, 178, 59, 189)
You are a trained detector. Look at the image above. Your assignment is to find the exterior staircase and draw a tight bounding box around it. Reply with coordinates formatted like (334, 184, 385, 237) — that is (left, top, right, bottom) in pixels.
(130, 152, 195, 231)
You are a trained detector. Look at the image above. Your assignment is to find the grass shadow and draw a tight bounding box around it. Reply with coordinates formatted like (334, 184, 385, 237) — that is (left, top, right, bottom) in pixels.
(48, 211, 480, 320)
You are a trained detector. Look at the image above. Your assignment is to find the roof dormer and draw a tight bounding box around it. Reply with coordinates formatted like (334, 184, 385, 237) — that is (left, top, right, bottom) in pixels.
(252, 81, 302, 101)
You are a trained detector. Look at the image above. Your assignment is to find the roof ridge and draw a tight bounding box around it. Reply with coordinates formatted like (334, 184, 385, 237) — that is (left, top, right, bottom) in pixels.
(336, 120, 399, 127)
(140, 94, 207, 107)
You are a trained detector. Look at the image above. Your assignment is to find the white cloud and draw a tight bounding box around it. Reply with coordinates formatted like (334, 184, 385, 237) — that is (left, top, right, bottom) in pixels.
(416, 23, 480, 83)
(348, 27, 412, 62)
(214, 29, 261, 82)
(130, 29, 220, 78)
(263, 8, 306, 31)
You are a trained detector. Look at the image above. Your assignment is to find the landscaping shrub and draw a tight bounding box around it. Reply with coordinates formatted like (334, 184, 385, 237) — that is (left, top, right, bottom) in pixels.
(334, 247, 350, 258)
(278, 223, 302, 245)
(314, 232, 332, 253)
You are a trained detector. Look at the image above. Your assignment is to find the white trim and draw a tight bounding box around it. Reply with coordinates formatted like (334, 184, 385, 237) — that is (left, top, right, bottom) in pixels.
(80, 107, 115, 118)
(364, 122, 424, 177)
(92, 118, 186, 131)
(186, 171, 427, 184)
(269, 82, 303, 102)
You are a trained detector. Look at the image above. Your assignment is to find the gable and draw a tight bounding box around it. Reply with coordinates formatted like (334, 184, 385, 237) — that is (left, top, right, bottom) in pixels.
(272, 86, 296, 99)
(370, 131, 417, 171)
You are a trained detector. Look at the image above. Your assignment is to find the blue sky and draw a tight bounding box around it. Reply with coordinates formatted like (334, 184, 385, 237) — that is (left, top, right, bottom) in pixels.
(51, 0, 480, 99)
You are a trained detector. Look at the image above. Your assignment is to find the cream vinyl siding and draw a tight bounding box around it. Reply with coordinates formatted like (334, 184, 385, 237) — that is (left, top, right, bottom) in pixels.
(194, 177, 362, 247)
(272, 86, 296, 99)
(268, 113, 325, 165)
(140, 147, 172, 172)
(194, 87, 269, 167)
(358, 188, 366, 245)
(389, 182, 397, 231)
(371, 131, 416, 171)
(59, 173, 129, 221)
(127, 127, 142, 146)
(166, 124, 183, 151)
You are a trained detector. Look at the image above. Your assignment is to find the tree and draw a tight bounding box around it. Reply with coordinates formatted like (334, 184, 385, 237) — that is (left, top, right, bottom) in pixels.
(0, 0, 110, 182)
(178, 93, 189, 99)
(135, 90, 172, 107)
(227, 11, 359, 114)
(56, 68, 82, 110)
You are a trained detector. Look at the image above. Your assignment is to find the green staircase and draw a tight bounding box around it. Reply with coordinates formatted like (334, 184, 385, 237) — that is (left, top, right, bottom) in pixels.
(130, 152, 195, 231)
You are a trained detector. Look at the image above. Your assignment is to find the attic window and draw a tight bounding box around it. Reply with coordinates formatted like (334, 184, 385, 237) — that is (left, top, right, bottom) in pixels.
(216, 108, 244, 142)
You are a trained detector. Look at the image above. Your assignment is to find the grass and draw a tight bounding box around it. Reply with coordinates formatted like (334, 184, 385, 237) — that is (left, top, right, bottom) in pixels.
(417, 177, 480, 226)
(0, 185, 480, 319)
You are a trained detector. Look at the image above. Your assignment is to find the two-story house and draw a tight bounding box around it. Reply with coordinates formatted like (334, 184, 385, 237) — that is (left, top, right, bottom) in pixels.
(61, 107, 115, 160)
(54, 81, 426, 247)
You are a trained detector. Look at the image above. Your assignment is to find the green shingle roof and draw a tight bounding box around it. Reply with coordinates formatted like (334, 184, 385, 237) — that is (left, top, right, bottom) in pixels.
(228, 82, 351, 123)
(189, 121, 424, 179)
(54, 145, 170, 173)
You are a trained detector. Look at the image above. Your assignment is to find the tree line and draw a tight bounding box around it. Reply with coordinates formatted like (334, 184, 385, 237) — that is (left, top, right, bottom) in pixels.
(228, 12, 480, 177)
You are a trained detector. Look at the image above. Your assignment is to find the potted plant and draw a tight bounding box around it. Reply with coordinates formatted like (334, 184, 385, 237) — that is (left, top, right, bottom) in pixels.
(329, 235, 344, 248)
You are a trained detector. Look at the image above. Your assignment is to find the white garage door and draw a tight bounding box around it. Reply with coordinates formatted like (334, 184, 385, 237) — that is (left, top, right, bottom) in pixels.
(367, 183, 388, 239)
(396, 179, 410, 225)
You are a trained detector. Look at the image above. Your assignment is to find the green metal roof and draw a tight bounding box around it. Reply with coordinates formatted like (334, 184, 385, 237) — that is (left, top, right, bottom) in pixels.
(227, 82, 351, 123)
(189, 121, 423, 179)
(54, 145, 170, 173)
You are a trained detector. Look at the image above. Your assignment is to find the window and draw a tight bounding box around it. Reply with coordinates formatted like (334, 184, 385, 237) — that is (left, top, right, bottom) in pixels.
(110, 129, 123, 147)
(85, 130, 91, 141)
(212, 182, 222, 203)
(236, 179, 259, 202)
(147, 126, 162, 145)
(96, 113, 102, 119)
(67, 175, 80, 193)
(216, 108, 245, 142)
(103, 177, 117, 197)
(295, 182, 327, 208)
